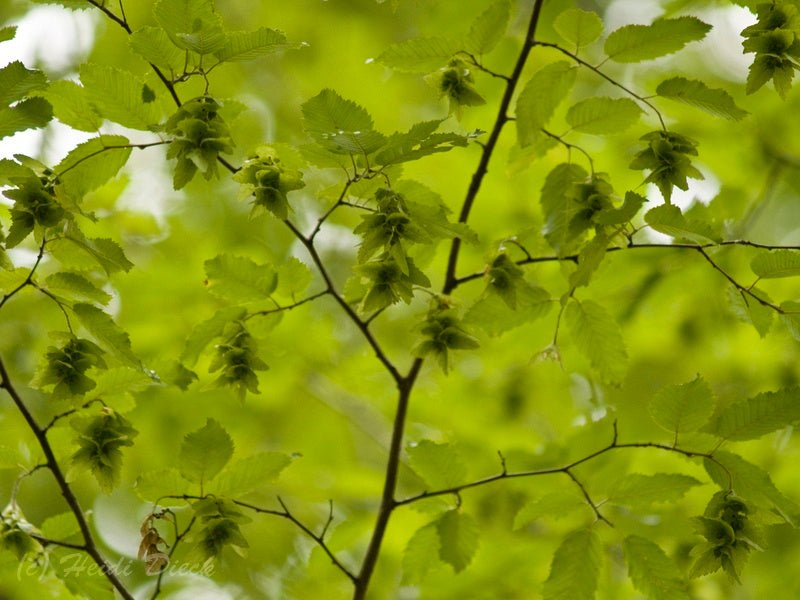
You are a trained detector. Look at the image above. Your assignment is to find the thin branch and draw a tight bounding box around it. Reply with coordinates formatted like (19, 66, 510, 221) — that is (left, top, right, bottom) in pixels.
(0, 237, 46, 310)
(0, 356, 134, 600)
(694, 246, 783, 312)
(564, 469, 612, 526)
(458, 51, 512, 81)
(30, 535, 87, 551)
(533, 41, 667, 130)
(541, 128, 595, 173)
(245, 290, 330, 320)
(150, 513, 197, 600)
(310, 180, 353, 242)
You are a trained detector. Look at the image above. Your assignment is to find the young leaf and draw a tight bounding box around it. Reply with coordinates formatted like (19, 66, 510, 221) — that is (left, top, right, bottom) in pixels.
(275, 257, 313, 297)
(543, 529, 601, 600)
(403, 522, 440, 583)
(55, 135, 131, 202)
(204, 254, 278, 303)
(644, 204, 720, 244)
(465, 283, 552, 336)
(704, 451, 798, 523)
(540, 162, 588, 255)
(407, 440, 468, 488)
(566, 97, 642, 135)
(649, 375, 715, 436)
(84, 367, 153, 412)
(130, 26, 186, 73)
(565, 299, 628, 383)
(80, 237, 135, 275)
(0, 97, 52, 140)
(179, 418, 234, 485)
(464, 0, 511, 55)
(39, 80, 102, 132)
(301, 89, 385, 155)
(656, 77, 748, 120)
(153, 0, 226, 55)
(377, 37, 461, 72)
(727, 286, 774, 338)
(780, 300, 800, 341)
(705, 388, 800, 441)
(554, 8, 604, 48)
(514, 489, 589, 530)
(214, 452, 292, 496)
(135, 468, 189, 504)
(181, 306, 248, 366)
(604, 17, 712, 63)
(569, 234, 608, 289)
(608, 473, 703, 506)
(374, 120, 469, 166)
(214, 28, 298, 63)
(516, 61, 577, 147)
(72, 303, 139, 367)
(436, 510, 479, 573)
(80, 64, 162, 131)
(750, 249, 800, 279)
(594, 190, 646, 226)
(624, 535, 690, 600)
(0, 61, 48, 106)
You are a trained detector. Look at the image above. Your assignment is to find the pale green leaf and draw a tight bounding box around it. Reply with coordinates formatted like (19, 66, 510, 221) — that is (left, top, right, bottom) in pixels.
(0, 446, 23, 469)
(566, 97, 642, 135)
(751, 249, 800, 279)
(781, 300, 800, 341)
(81, 238, 134, 275)
(465, 283, 552, 336)
(204, 254, 278, 303)
(436, 510, 479, 573)
(215, 452, 292, 496)
(407, 440, 467, 488)
(624, 535, 690, 600)
(0, 268, 32, 295)
(377, 37, 461, 72)
(465, 0, 511, 55)
(706, 388, 800, 441)
(516, 61, 577, 147)
(135, 468, 189, 505)
(39, 80, 102, 132)
(181, 306, 248, 366)
(565, 299, 628, 383)
(154, 0, 226, 54)
(514, 489, 589, 530)
(649, 375, 715, 435)
(609, 473, 703, 506)
(276, 257, 313, 297)
(0, 98, 52, 140)
(130, 26, 185, 73)
(569, 234, 608, 289)
(55, 135, 131, 202)
(179, 418, 234, 485)
(0, 61, 48, 107)
(40, 512, 81, 541)
(72, 303, 138, 366)
(727, 286, 774, 338)
(644, 204, 720, 244)
(302, 89, 385, 155)
(214, 28, 298, 63)
(44, 272, 112, 305)
(604, 17, 711, 63)
(554, 9, 604, 48)
(80, 64, 162, 131)
(656, 77, 748, 120)
(704, 451, 798, 524)
(543, 529, 601, 600)
(84, 367, 153, 412)
(402, 522, 440, 583)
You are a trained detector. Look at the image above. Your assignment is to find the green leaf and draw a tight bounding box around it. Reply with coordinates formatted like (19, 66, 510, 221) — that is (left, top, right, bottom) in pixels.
(0, 446, 23, 469)
(181, 306, 248, 366)
(72, 303, 138, 366)
(204, 254, 278, 303)
(543, 529, 601, 600)
(44, 272, 112, 306)
(215, 452, 292, 496)
(704, 451, 798, 524)
(516, 61, 577, 147)
(594, 191, 647, 226)
(565, 97, 642, 135)
(0, 26, 16, 43)
(0, 268, 33, 295)
(39, 80, 102, 132)
(275, 257, 313, 297)
(82, 238, 134, 275)
(0, 97, 53, 140)
(466, 283, 552, 336)
(375, 120, 469, 166)
(135, 468, 189, 504)
(464, 0, 511, 55)
(644, 204, 720, 244)
(540, 162, 588, 255)
(302, 89, 385, 155)
(609, 473, 703, 506)
(403, 522, 440, 583)
(649, 375, 715, 436)
(55, 135, 131, 202)
(130, 26, 185, 73)
(727, 286, 774, 338)
(554, 9, 604, 48)
(179, 418, 234, 485)
(214, 28, 298, 63)
(436, 510, 479, 573)
(514, 489, 589, 530)
(706, 388, 800, 441)
(780, 300, 800, 341)
(84, 367, 152, 412)
(377, 36, 461, 72)
(565, 299, 628, 383)
(604, 17, 711, 63)
(624, 535, 690, 600)
(0, 61, 48, 106)
(750, 249, 800, 279)
(40, 512, 81, 541)
(656, 77, 748, 121)
(154, 0, 226, 54)
(569, 234, 608, 289)
(80, 64, 162, 131)
(407, 440, 467, 488)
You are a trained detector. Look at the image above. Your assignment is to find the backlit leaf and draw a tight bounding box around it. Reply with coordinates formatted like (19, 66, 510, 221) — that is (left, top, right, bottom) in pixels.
(604, 17, 711, 63)
(543, 529, 601, 600)
(706, 388, 800, 441)
(624, 535, 690, 600)
(566, 97, 642, 135)
(179, 418, 234, 485)
(565, 299, 628, 383)
(516, 61, 577, 147)
(436, 510, 479, 573)
(656, 77, 748, 120)
(465, 0, 511, 55)
(554, 9, 604, 48)
(649, 375, 715, 435)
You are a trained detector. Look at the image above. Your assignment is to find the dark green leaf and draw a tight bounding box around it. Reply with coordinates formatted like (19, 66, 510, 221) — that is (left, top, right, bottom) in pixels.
(72, 303, 139, 366)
